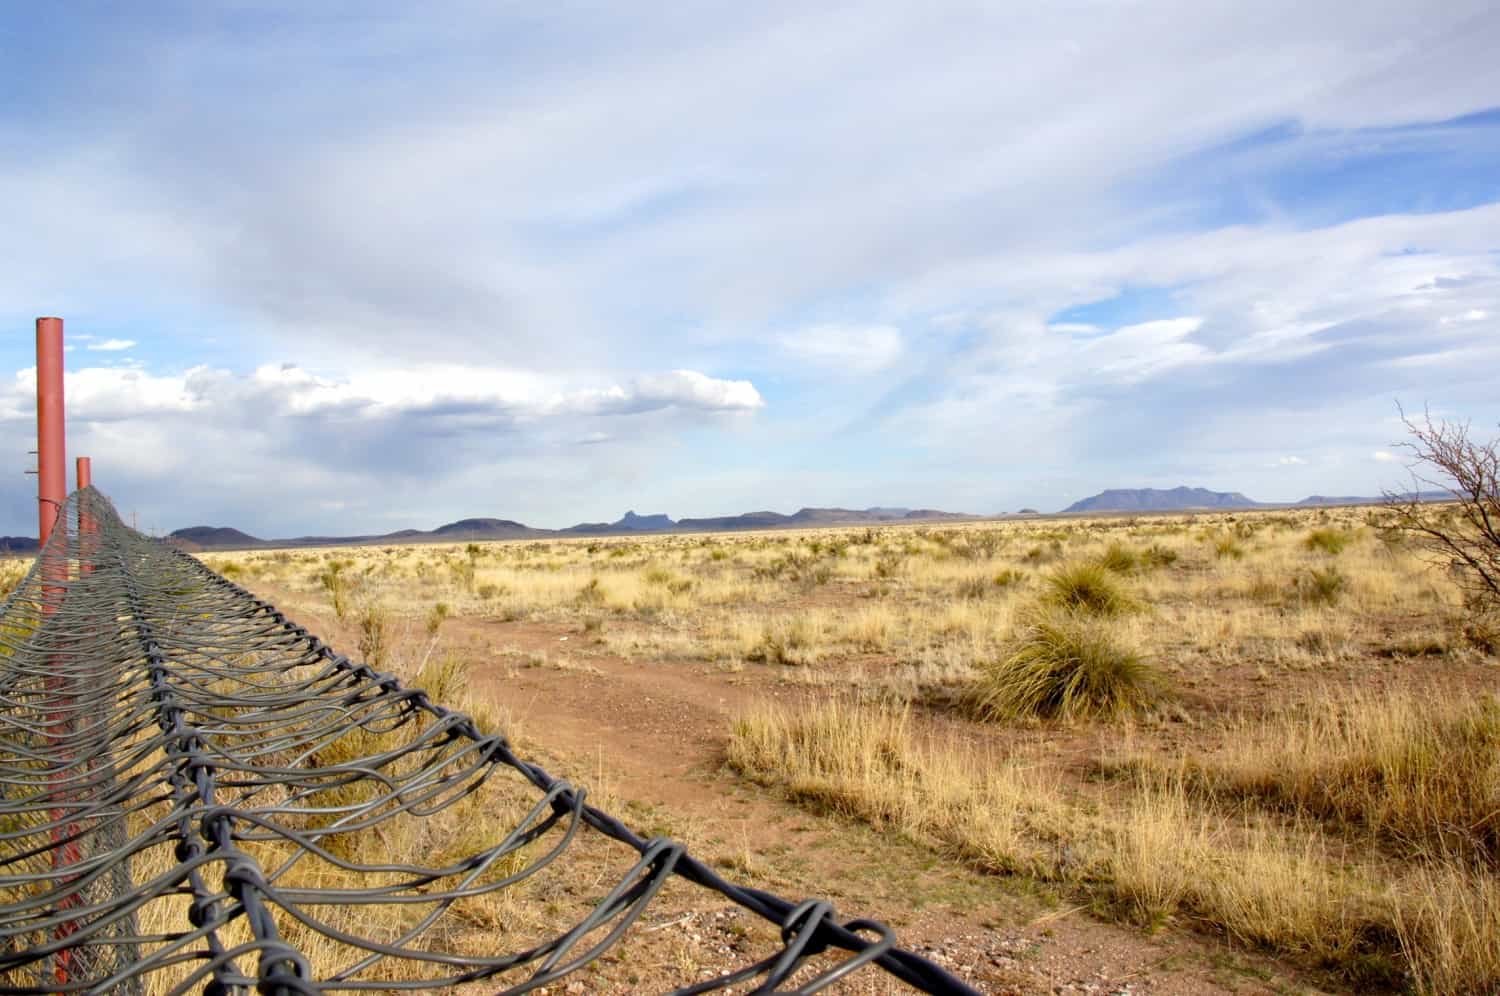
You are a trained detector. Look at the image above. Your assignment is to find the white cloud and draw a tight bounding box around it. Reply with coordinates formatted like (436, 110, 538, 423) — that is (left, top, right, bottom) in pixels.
(0, 363, 762, 425)
(0, 359, 765, 534)
(1277, 456, 1307, 466)
(1077, 317, 1207, 383)
(20, 2, 1492, 371)
(1441, 308, 1489, 324)
(1372, 450, 1399, 462)
(86, 339, 136, 351)
(777, 324, 903, 375)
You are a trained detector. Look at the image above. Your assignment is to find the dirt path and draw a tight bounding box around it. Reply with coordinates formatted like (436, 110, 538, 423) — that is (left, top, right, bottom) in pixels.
(441, 615, 1334, 996)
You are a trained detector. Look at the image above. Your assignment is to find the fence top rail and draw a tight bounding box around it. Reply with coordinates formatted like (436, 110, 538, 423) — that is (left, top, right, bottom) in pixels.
(0, 487, 977, 996)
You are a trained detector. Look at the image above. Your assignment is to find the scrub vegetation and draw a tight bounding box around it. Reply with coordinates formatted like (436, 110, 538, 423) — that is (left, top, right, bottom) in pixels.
(199, 497, 1500, 994)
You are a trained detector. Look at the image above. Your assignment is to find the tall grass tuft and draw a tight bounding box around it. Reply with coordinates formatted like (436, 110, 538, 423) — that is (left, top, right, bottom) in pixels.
(1041, 561, 1136, 616)
(357, 601, 390, 667)
(1097, 543, 1140, 575)
(1214, 536, 1246, 560)
(970, 609, 1161, 721)
(1141, 544, 1179, 569)
(1191, 689, 1500, 864)
(319, 562, 352, 620)
(1305, 527, 1352, 555)
(1395, 858, 1500, 995)
(1295, 566, 1347, 607)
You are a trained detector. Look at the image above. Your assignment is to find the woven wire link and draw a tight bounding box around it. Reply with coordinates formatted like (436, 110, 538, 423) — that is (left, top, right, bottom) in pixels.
(0, 489, 977, 995)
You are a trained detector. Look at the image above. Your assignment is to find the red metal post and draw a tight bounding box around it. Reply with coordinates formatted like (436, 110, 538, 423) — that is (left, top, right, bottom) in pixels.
(36, 317, 66, 545)
(36, 318, 78, 984)
(77, 458, 96, 578)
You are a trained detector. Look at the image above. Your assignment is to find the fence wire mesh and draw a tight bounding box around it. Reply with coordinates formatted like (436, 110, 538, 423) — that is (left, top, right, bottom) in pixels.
(0, 489, 977, 995)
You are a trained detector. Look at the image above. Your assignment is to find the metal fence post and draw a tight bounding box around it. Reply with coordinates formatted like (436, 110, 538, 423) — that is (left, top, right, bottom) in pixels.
(36, 317, 65, 545)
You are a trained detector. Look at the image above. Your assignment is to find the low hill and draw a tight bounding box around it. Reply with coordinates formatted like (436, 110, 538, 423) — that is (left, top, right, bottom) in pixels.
(675, 507, 974, 531)
(613, 511, 675, 531)
(167, 526, 265, 550)
(430, 518, 540, 540)
(0, 536, 40, 556)
(1296, 490, 1451, 506)
(1064, 487, 1257, 514)
(1061, 487, 1458, 516)
(567, 511, 676, 534)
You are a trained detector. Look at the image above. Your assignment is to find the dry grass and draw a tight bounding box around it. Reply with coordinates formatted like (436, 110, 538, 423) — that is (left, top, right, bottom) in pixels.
(730, 697, 1500, 991)
(1395, 859, 1500, 995)
(1185, 687, 1500, 863)
(185, 502, 1500, 993)
(727, 698, 1062, 877)
(968, 608, 1161, 720)
(1040, 561, 1138, 616)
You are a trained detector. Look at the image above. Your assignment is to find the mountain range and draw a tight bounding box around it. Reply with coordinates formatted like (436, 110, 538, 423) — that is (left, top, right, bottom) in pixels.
(1061, 486, 1452, 514)
(0, 488, 1455, 556)
(163, 506, 981, 551)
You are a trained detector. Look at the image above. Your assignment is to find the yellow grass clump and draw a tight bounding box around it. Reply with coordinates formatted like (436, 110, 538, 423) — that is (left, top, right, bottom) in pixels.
(969, 608, 1161, 721)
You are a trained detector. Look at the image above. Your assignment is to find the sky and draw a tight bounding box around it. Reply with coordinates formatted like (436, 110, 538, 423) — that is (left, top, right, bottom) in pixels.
(2, 2, 1498, 537)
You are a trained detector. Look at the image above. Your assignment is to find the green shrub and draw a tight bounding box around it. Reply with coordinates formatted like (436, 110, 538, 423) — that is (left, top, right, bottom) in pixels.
(970, 609, 1160, 720)
(1214, 536, 1245, 561)
(1142, 544, 1179, 569)
(1304, 528, 1351, 556)
(1097, 544, 1140, 575)
(357, 602, 389, 667)
(425, 601, 450, 636)
(1297, 567, 1346, 607)
(1042, 562, 1137, 616)
(577, 577, 606, 605)
(318, 563, 352, 621)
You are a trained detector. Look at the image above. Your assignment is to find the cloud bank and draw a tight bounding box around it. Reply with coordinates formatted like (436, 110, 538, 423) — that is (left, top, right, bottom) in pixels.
(0, 2, 1496, 532)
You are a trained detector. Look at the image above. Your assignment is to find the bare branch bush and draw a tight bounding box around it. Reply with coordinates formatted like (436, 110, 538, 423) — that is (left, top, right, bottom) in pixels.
(1383, 406, 1500, 612)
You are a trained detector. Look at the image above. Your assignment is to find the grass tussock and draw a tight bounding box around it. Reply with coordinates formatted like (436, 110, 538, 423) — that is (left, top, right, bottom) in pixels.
(1305, 527, 1352, 555)
(1395, 859, 1500, 995)
(970, 609, 1160, 721)
(1190, 688, 1500, 863)
(730, 700, 1413, 988)
(728, 699, 1060, 877)
(1041, 561, 1137, 616)
(1097, 543, 1141, 575)
(1293, 566, 1347, 607)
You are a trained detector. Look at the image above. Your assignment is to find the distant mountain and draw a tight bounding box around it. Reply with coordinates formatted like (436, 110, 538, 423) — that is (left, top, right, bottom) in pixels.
(0, 536, 40, 556)
(166, 519, 543, 551)
(567, 511, 676, 534)
(1296, 490, 1452, 506)
(1064, 487, 1257, 514)
(429, 518, 539, 540)
(674, 507, 976, 531)
(1060, 486, 1459, 515)
(676, 510, 792, 531)
(168, 526, 265, 551)
(902, 509, 975, 521)
(611, 511, 676, 531)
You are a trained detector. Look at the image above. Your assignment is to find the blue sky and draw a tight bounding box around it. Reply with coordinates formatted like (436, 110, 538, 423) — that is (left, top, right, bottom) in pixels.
(2, 2, 1498, 536)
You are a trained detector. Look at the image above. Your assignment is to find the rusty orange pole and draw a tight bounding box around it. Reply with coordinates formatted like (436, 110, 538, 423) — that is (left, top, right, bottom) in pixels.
(36, 317, 78, 984)
(36, 317, 66, 545)
(77, 458, 95, 577)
